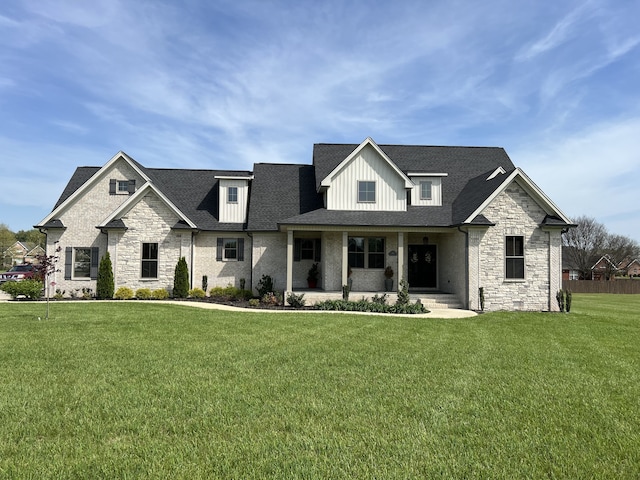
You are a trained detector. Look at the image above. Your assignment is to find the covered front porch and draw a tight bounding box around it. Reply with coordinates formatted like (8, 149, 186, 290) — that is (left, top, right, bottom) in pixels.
(282, 227, 468, 309)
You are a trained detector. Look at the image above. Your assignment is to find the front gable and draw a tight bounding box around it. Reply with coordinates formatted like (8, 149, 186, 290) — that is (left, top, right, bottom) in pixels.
(462, 168, 572, 227)
(37, 152, 149, 229)
(319, 138, 412, 211)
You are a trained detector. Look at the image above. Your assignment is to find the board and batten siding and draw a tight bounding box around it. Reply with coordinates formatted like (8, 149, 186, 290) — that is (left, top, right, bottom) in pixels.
(410, 177, 443, 206)
(326, 144, 407, 211)
(218, 179, 250, 223)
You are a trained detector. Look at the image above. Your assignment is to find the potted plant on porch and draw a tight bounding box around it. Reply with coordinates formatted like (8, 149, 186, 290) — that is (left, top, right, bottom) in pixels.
(384, 265, 394, 291)
(307, 263, 319, 289)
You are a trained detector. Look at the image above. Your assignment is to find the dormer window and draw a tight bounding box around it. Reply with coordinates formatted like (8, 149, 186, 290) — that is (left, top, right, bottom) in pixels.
(228, 186, 238, 203)
(420, 181, 432, 200)
(358, 181, 376, 203)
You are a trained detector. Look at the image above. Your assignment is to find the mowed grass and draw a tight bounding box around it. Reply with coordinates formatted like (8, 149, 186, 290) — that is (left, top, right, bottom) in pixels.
(1, 296, 639, 478)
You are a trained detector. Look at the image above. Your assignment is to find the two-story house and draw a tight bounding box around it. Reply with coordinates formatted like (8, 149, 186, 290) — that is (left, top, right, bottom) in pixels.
(36, 137, 573, 311)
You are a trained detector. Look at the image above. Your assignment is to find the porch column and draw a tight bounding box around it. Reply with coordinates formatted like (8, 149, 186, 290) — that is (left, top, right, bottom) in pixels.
(286, 230, 293, 294)
(397, 231, 404, 289)
(342, 231, 349, 286)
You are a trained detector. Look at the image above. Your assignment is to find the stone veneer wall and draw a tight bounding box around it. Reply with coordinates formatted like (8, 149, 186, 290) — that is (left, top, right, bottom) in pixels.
(477, 183, 555, 311)
(110, 192, 184, 293)
(45, 160, 144, 295)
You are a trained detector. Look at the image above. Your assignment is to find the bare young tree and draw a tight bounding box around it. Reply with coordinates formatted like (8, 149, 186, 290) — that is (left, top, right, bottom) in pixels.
(562, 216, 607, 279)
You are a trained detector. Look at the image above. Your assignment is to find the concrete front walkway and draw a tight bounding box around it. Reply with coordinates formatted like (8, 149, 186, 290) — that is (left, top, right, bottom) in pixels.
(0, 291, 476, 318)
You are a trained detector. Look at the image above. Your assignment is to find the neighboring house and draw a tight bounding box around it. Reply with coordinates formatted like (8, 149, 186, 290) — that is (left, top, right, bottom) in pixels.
(35, 137, 573, 311)
(591, 255, 618, 281)
(617, 257, 640, 277)
(2, 241, 44, 267)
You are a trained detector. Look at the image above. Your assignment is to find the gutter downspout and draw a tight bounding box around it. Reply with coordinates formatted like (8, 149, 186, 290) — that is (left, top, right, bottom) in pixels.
(247, 232, 253, 292)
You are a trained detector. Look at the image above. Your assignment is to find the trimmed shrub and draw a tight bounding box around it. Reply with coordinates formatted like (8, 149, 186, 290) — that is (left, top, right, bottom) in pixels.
(152, 288, 169, 300)
(173, 257, 189, 298)
(286, 292, 306, 308)
(1, 280, 43, 300)
(135, 288, 152, 300)
(114, 286, 134, 300)
(96, 252, 114, 299)
(189, 288, 206, 299)
(210, 285, 253, 302)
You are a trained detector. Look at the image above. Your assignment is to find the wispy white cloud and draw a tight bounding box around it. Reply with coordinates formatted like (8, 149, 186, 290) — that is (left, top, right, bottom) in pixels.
(1, 0, 640, 239)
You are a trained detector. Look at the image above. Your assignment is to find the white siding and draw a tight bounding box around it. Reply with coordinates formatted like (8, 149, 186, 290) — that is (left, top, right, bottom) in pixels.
(218, 179, 249, 223)
(326, 144, 407, 211)
(410, 177, 442, 206)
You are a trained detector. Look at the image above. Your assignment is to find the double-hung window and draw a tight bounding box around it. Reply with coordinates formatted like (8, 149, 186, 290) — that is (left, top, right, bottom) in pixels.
(228, 186, 238, 203)
(142, 242, 158, 278)
(505, 236, 524, 279)
(348, 237, 385, 269)
(420, 181, 432, 200)
(358, 181, 376, 203)
(216, 238, 245, 261)
(224, 239, 237, 260)
(74, 248, 91, 278)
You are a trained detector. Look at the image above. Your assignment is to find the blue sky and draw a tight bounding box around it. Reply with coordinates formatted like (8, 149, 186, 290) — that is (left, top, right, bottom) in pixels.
(1, 0, 639, 241)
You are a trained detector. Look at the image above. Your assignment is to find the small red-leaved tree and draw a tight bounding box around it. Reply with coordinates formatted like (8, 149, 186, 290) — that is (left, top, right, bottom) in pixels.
(35, 242, 62, 320)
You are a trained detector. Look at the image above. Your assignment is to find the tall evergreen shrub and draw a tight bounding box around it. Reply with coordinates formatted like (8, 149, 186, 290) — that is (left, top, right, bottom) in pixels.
(96, 252, 114, 299)
(173, 257, 189, 298)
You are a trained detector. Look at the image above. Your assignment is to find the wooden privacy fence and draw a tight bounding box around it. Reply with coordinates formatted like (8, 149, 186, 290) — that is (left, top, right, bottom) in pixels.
(562, 280, 640, 294)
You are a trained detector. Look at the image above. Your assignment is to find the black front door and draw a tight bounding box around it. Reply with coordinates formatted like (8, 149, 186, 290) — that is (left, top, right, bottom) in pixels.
(408, 245, 437, 288)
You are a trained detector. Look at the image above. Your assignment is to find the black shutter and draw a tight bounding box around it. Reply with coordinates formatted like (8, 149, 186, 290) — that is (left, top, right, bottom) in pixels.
(314, 239, 321, 262)
(237, 238, 244, 261)
(128, 179, 136, 194)
(90, 247, 99, 279)
(64, 247, 72, 279)
(294, 238, 301, 262)
(109, 179, 116, 195)
(216, 238, 223, 261)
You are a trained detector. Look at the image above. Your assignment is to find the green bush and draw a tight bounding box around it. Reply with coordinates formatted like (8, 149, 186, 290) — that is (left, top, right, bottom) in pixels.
(173, 257, 189, 298)
(152, 288, 169, 300)
(1, 280, 43, 300)
(256, 274, 274, 297)
(135, 288, 152, 300)
(96, 252, 114, 299)
(210, 285, 252, 301)
(314, 297, 427, 314)
(248, 298, 260, 307)
(189, 288, 206, 299)
(114, 286, 134, 300)
(286, 292, 306, 308)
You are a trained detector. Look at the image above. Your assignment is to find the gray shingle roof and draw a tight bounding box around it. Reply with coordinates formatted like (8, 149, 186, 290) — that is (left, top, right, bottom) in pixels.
(48, 142, 570, 233)
(247, 164, 323, 231)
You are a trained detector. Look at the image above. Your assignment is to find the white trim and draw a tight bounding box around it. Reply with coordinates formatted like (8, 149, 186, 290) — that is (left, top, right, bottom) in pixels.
(486, 166, 506, 180)
(462, 167, 572, 225)
(214, 175, 254, 180)
(407, 172, 448, 177)
(37, 151, 151, 227)
(319, 137, 413, 189)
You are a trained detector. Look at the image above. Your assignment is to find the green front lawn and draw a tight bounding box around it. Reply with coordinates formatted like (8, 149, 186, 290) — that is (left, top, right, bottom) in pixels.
(1, 295, 639, 478)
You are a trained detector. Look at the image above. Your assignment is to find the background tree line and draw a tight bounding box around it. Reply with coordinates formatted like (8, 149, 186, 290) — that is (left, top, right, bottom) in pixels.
(563, 215, 640, 280)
